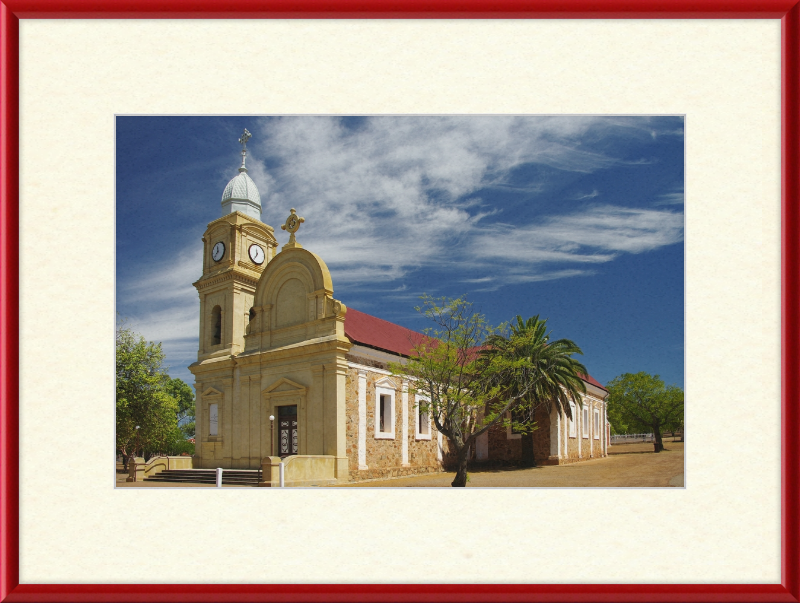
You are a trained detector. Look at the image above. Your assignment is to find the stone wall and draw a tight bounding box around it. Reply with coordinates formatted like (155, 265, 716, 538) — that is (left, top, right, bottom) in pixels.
(483, 405, 551, 466)
(480, 397, 607, 467)
(345, 365, 442, 481)
(343, 364, 608, 478)
(562, 394, 606, 462)
(487, 423, 523, 463)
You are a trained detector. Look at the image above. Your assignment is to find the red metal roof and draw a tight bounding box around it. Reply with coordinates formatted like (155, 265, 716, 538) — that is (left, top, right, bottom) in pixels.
(343, 306, 606, 391)
(344, 307, 426, 357)
(579, 373, 608, 392)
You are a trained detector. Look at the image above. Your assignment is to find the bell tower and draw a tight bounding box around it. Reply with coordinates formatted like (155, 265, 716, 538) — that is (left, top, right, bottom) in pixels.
(193, 129, 278, 359)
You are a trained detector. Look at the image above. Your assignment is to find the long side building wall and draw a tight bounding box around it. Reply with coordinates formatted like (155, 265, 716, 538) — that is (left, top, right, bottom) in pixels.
(345, 359, 443, 482)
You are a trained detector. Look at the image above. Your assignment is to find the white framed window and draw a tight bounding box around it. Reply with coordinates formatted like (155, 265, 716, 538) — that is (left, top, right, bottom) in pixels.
(209, 403, 219, 436)
(506, 410, 522, 440)
(582, 406, 590, 438)
(594, 409, 600, 439)
(200, 387, 223, 441)
(415, 395, 432, 440)
(375, 385, 395, 439)
(569, 401, 576, 438)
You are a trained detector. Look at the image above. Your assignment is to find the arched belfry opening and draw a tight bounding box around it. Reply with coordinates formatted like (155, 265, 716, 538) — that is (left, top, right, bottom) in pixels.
(211, 305, 222, 346)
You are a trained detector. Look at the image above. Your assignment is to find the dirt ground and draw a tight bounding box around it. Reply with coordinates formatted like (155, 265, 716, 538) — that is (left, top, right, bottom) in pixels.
(115, 440, 684, 488)
(337, 441, 685, 488)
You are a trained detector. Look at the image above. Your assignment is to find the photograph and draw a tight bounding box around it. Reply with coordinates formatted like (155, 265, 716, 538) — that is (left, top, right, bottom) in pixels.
(116, 115, 685, 488)
(4, 11, 793, 599)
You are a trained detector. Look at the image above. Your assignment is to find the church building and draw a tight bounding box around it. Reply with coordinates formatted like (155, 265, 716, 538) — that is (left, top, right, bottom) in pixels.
(189, 131, 610, 484)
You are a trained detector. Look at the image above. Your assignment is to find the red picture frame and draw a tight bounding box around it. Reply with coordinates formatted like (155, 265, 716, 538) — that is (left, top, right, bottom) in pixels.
(1, 3, 798, 602)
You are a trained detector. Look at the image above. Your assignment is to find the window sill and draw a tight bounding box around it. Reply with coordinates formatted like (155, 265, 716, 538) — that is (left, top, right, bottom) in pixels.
(375, 432, 395, 440)
(415, 433, 432, 441)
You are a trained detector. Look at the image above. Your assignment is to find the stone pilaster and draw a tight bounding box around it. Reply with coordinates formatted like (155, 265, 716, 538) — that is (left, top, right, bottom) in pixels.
(401, 380, 410, 466)
(310, 365, 326, 455)
(357, 369, 368, 470)
(549, 405, 561, 463)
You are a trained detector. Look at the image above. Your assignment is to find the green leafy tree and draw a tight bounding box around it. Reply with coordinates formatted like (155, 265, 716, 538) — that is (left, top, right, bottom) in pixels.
(166, 377, 195, 438)
(482, 315, 588, 467)
(605, 372, 684, 452)
(392, 296, 587, 487)
(116, 323, 179, 466)
(157, 425, 195, 457)
(607, 402, 634, 435)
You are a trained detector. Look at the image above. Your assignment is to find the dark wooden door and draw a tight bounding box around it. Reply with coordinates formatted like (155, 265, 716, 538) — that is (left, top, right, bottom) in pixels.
(278, 405, 298, 457)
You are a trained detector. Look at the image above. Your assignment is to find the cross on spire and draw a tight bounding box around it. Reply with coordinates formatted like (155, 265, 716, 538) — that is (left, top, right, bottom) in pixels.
(281, 208, 305, 249)
(238, 128, 252, 172)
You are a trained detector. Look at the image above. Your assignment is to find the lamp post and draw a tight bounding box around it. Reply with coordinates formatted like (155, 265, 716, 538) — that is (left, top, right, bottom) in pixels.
(269, 415, 275, 456)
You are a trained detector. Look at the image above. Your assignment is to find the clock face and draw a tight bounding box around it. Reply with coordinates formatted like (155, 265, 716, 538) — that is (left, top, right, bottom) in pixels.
(212, 241, 225, 262)
(248, 244, 265, 265)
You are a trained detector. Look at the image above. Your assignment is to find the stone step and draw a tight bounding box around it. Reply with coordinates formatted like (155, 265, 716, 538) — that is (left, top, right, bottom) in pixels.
(147, 474, 258, 481)
(155, 469, 258, 477)
(144, 469, 261, 485)
(146, 479, 258, 485)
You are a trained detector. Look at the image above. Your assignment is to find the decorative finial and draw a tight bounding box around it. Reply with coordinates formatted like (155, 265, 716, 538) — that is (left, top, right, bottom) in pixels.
(281, 208, 305, 249)
(238, 128, 251, 172)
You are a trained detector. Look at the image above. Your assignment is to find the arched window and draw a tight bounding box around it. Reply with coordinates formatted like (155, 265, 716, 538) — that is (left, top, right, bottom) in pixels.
(245, 307, 256, 335)
(211, 305, 222, 345)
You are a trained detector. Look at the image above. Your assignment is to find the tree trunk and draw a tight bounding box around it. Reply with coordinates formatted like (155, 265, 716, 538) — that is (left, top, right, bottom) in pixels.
(653, 427, 664, 452)
(451, 449, 469, 487)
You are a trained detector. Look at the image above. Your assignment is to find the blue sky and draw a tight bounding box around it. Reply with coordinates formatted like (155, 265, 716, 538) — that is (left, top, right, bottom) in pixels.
(116, 116, 684, 390)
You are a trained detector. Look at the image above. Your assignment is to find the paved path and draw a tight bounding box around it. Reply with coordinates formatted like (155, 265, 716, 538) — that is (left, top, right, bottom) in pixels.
(337, 443, 684, 488)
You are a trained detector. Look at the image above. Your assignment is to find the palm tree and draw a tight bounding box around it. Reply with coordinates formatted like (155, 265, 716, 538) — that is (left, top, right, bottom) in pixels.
(481, 315, 588, 467)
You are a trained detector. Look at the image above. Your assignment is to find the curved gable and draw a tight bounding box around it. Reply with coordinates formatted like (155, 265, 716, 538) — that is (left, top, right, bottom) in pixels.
(244, 247, 347, 351)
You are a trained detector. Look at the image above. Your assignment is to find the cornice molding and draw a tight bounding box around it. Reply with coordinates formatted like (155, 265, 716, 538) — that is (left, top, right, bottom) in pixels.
(194, 269, 260, 290)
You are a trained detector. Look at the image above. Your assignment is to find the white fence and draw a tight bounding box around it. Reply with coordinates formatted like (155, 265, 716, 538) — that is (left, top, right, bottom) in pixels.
(610, 433, 654, 444)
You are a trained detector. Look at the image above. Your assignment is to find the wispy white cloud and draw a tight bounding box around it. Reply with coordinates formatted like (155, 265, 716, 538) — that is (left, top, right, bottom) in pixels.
(120, 249, 201, 304)
(469, 269, 595, 292)
(248, 116, 682, 290)
(125, 305, 198, 345)
(119, 116, 683, 371)
(654, 192, 685, 206)
(534, 205, 684, 254)
(574, 189, 600, 200)
(119, 250, 201, 349)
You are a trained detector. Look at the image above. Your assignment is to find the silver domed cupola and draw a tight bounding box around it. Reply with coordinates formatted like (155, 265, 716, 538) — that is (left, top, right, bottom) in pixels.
(221, 128, 262, 219)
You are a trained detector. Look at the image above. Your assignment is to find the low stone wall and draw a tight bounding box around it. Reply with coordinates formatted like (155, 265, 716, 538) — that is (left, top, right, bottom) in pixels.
(126, 455, 194, 482)
(259, 455, 346, 487)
